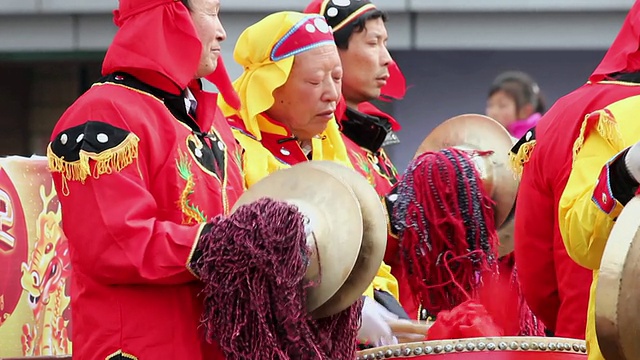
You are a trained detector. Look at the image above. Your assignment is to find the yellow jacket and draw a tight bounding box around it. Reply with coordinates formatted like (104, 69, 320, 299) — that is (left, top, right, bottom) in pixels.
(559, 95, 640, 360)
(230, 114, 400, 301)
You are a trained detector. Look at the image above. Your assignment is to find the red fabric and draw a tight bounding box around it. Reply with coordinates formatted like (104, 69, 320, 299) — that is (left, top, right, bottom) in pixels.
(427, 300, 505, 340)
(427, 271, 523, 340)
(342, 135, 398, 196)
(590, 0, 640, 82)
(303, 0, 324, 15)
(340, 134, 414, 315)
(380, 60, 407, 101)
(228, 114, 312, 165)
(104, 0, 200, 94)
(205, 56, 241, 110)
(51, 1, 246, 355)
(514, 82, 640, 337)
(51, 78, 245, 360)
(105, 0, 240, 107)
(516, 8, 640, 333)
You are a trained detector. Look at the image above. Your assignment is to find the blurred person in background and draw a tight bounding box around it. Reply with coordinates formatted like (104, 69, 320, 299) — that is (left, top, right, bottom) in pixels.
(485, 70, 551, 337)
(486, 71, 546, 139)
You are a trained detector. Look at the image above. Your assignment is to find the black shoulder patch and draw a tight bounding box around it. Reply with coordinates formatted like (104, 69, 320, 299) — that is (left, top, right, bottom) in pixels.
(47, 121, 139, 194)
(50, 121, 134, 161)
(510, 127, 536, 156)
(509, 127, 536, 177)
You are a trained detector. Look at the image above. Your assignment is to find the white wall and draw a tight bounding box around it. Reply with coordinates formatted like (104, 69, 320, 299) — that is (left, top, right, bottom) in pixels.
(0, 0, 634, 13)
(0, 0, 634, 79)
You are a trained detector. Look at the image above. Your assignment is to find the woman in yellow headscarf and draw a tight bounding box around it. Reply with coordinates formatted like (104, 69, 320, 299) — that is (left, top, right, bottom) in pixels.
(218, 11, 406, 347)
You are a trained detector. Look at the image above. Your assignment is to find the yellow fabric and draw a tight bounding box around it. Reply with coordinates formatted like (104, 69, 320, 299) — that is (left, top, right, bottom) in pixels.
(232, 114, 352, 188)
(559, 95, 640, 360)
(218, 11, 311, 140)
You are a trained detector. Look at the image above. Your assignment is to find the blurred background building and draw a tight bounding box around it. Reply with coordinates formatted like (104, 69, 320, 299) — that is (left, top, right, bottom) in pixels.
(0, 0, 634, 170)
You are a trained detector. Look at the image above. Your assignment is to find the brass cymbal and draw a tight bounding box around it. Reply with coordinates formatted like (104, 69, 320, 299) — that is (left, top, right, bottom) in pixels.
(231, 161, 364, 317)
(414, 114, 519, 256)
(306, 161, 388, 319)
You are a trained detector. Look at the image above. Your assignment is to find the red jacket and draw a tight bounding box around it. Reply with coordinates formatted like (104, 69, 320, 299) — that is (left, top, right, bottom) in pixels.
(48, 73, 245, 360)
(514, 3, 640, 334)
(514, 82, 640, 337)
(46, 1, 245, 359)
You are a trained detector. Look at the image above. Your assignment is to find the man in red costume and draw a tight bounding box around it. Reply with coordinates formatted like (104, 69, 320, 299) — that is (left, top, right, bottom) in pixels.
(46, 0, 254, 358)
(510, 0, 640, 342)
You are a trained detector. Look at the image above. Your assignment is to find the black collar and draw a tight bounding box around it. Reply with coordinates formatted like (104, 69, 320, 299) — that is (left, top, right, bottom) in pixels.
(341, 107, 393, 153)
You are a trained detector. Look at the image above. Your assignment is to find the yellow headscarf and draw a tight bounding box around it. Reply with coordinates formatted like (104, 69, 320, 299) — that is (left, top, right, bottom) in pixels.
(218, 11, 352, 186)
(218, 11, 334, 138)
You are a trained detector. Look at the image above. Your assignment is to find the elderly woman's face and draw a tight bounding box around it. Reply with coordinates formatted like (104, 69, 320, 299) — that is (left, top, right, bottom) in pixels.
(267, 44, 343, 141)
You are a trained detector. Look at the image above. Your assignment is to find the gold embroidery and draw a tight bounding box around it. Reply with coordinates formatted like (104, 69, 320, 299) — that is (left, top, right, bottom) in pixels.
(176, 150, 207, 225)
(509, 140, 536, 177)
(106, 349, 139, 360)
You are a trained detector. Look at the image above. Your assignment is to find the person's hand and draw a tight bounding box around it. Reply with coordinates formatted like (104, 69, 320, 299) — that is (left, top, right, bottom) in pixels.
(625, 141, 640, 182)
(358, 296, 399, 346)
(388, 319, 432, 343)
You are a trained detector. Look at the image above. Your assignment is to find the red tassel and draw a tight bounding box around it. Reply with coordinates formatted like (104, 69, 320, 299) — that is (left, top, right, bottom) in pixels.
(396, 149, 499, 316)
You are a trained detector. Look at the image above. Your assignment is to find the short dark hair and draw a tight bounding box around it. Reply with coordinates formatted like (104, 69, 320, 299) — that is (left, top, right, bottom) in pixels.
(334, 10, 387, 50)
(488, 71, 546, 114)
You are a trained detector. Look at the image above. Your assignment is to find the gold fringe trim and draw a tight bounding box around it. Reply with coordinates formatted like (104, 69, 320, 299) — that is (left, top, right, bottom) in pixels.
(509, 140, 537, 178)
(572, 109, 624, 165)
(47, 133, 140, 196)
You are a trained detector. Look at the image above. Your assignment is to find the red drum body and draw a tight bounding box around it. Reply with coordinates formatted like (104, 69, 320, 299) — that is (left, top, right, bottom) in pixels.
(357, 337, 587, 360)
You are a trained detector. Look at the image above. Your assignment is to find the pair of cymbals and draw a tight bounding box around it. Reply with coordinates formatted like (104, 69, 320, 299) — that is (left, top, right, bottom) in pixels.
(231, 160, 387, 319)
(413, 114, 519, 257)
